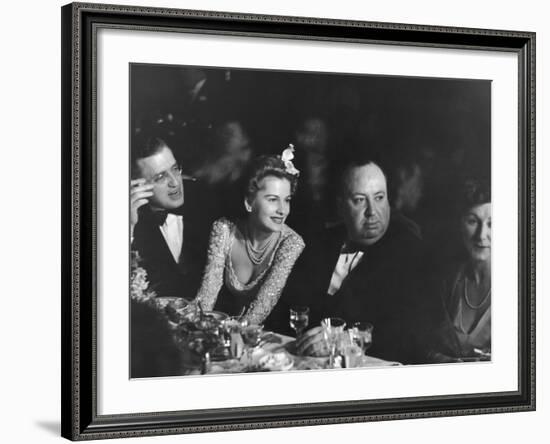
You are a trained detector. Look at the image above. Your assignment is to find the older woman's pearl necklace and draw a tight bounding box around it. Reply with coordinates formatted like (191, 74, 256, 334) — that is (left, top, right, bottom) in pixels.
(463, 275, 491, 310)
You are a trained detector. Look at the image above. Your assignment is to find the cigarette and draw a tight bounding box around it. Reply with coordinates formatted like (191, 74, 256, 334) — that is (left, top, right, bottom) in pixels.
(473, 348, 491, 357)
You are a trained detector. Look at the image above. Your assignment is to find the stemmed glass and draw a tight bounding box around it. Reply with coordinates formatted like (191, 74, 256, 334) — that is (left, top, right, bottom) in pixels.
(289, 306, 310, 339)
(321, 317, 346, 368)
(242, 324, 264, 366)
(222, 316, 248, 358)
(351, 322, 374, 359)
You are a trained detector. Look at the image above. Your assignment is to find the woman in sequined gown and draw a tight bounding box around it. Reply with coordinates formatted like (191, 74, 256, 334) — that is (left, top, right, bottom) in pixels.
(427, 179, 491, 363)
(193, 152, 305, 327)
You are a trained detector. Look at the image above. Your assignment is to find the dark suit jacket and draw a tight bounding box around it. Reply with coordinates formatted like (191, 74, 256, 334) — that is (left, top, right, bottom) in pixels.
(131, 182, 213, 300)
(285, 212, 427, 364)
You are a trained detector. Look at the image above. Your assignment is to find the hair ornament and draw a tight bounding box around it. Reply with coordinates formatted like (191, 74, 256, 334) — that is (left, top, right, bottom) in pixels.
(280, 143, 300, 176)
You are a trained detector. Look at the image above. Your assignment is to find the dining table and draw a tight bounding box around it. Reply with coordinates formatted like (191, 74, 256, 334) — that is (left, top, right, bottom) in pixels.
(150, 298, 401, 376)
(180, 331, 401, 376)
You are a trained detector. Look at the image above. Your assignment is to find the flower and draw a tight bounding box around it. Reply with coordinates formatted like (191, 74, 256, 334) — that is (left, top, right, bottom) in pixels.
(281, 143, 300, 176)
(130, 251, 156, 303)
(281, 144, 295, 162)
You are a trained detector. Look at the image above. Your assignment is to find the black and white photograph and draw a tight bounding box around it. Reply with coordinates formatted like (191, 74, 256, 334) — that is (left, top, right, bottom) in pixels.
(129, 64, 492, 378)
(54, 1, 537, 441)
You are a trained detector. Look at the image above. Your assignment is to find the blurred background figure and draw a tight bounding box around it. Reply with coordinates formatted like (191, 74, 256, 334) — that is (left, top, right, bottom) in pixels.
(132, 66, 237, 172)
(132, 65, 255, 220)
(194, 121, 252, 186)
(288, 117, 341, 239)
(392, 161, 423, 215)
(192, 121, 253, 220)
(296, 117, 329, 204)
(385, 153, 425, 240)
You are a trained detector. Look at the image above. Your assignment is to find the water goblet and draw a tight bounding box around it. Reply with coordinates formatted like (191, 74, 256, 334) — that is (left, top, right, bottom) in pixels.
(351, 321, 374, 355)
(321, 317, 346, 368)
(222, 317, 246, 344)
(339, 330, 363, 368)
(222, 317, 248, 358)
(289, 306, 310, 339)
(242, 324, 264, 366)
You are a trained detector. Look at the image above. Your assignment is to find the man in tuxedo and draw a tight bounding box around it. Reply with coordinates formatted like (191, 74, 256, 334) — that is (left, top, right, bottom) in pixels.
(290, 157, 427, 364)
(130, 136, 210, 299)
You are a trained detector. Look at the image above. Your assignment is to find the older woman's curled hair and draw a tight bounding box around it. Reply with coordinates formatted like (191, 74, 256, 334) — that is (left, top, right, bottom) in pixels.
(457, 178, 491, 214)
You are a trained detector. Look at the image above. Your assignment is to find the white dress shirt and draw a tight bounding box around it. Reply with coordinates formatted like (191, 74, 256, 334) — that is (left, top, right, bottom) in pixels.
(327, 245, 364, 296)
(159, 214, 184, 263)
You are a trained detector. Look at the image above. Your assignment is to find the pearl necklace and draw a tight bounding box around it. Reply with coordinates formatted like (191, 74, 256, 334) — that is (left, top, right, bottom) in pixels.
(463, 275, 491, 310)
(245, 227, 277, 265)
(453, 271, 491, 335)
(455, 272, 491, 335)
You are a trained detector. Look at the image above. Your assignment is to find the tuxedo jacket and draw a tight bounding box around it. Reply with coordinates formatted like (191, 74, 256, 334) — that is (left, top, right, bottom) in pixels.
(285, 212, 428, 364)
(132, 182, 213, 300)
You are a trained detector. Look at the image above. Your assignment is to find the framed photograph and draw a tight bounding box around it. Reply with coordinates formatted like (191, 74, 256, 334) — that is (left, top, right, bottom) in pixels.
(61, 2, 535, 440)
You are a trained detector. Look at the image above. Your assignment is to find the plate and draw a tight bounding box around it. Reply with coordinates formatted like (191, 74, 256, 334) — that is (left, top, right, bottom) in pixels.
(284, 339, 330, 358)
(257, 352, 294, 371)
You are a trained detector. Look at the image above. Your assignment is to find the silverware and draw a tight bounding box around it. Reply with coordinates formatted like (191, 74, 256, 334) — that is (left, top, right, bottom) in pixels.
(236, 306, 246, 320)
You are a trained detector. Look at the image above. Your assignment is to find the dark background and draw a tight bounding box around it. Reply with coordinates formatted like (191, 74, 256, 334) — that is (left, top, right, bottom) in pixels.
(130, 63, 491, 256)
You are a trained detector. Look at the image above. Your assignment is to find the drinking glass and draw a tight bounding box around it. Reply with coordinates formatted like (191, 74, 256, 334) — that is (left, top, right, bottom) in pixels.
(339, 330, 363, 368)
(222, 317, 247, 344)
(321, 317, 346, 368)
(222, 317, 248, 358)
(289, 306, 310, 339)
(242, 324, 264, 366)
(352, 321, 374, 355)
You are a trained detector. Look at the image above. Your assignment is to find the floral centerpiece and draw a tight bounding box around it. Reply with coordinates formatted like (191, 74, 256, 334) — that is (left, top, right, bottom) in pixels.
(130, 251, 227, 374)
(130, 251, 157, 304)
(130, 251, 188, 322)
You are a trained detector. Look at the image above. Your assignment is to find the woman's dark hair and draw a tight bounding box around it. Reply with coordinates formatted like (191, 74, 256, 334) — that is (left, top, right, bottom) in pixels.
(457, 178, 491, 214)
(243, 155, 299, 201)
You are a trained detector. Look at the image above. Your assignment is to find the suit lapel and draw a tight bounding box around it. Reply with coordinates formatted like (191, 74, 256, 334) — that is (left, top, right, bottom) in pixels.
(340, 233, 385, 291)
(140, 206, 180, 268)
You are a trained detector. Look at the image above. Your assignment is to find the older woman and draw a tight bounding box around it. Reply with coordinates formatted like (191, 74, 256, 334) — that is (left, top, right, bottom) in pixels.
(428, 179, 491, 362)
(193, 147, 305, 326)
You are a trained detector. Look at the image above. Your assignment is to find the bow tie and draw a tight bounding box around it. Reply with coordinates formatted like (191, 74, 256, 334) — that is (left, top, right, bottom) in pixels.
(150, 206, 184, 225)
(341, 241, 367, 254)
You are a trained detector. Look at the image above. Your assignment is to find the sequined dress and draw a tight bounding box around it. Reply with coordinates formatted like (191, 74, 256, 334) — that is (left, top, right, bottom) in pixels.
(195, 218, 305, 325)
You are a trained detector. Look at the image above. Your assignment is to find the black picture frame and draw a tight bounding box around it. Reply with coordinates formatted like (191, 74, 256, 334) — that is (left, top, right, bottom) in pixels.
(61, 2, 536, 440)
